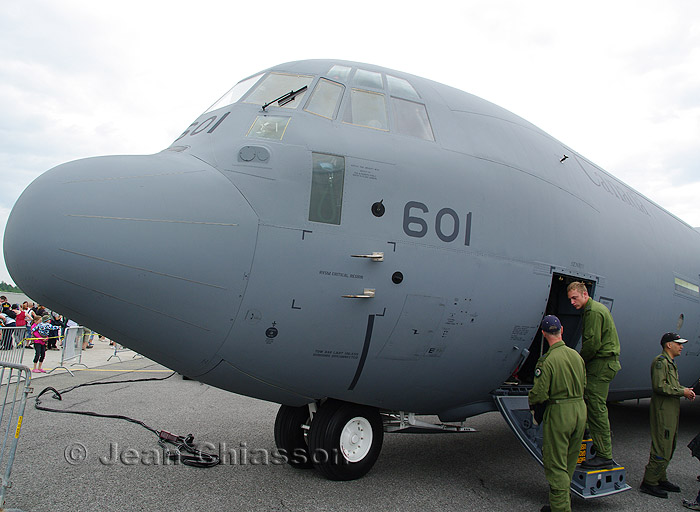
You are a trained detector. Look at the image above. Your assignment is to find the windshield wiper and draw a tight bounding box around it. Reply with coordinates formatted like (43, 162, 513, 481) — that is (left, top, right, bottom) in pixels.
(262, 86, 308, 111)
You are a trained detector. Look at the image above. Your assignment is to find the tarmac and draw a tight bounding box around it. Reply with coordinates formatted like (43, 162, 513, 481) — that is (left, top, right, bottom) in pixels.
(2, 334, 142, 377)
(0, 341, 699, 512)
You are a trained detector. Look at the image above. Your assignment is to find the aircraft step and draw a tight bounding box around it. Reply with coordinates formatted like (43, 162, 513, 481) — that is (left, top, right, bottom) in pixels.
(493, 394, 631, 499)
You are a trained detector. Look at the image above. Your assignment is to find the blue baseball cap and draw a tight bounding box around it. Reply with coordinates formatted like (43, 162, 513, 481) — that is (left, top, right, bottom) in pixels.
(541, 315, 562, 333)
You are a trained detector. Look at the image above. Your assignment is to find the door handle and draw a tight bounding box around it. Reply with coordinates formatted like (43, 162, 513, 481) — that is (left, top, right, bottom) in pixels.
(342, 288, 376, 299)
(350, 252, 384, 262)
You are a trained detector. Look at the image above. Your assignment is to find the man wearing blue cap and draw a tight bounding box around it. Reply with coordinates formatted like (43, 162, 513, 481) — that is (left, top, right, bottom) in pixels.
(529, 315, 587, 512)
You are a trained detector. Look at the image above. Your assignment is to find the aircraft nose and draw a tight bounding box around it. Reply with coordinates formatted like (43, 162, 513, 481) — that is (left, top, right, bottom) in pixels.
(4, 152, 258, 375)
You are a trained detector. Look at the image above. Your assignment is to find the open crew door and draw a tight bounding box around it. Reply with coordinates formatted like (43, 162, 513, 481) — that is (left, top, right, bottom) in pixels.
(494, 270, 630, 499)
(516, 273, 595, 384)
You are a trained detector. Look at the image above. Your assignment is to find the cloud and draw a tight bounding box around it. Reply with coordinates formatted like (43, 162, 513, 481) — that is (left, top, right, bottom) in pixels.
(2, 0, 700, 285)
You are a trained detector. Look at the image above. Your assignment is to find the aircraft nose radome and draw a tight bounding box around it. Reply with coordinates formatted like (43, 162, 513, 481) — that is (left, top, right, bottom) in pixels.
(4, 152, 258, 375)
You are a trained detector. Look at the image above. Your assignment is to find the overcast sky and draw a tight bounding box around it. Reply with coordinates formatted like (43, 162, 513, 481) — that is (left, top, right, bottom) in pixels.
(2, 0, 699, 286)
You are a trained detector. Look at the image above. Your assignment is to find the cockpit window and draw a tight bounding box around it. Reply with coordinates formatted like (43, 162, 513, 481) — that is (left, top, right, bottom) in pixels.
(246, 115, 291, 140)
(391, 97, 434, 141)
(204, 73, 263, 113)
(343, 89, 388, 131)
(387, 75, 420, 100)
(304, 79, 345, 119)
(244, 72, 313, 109)
(309, 153, 345, 225)
(353, 69, 383, 89)
(328, 65, 352, 82)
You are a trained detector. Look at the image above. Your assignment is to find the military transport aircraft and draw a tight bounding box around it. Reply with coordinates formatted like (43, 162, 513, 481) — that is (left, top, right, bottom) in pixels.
(4, 60, 700, 495)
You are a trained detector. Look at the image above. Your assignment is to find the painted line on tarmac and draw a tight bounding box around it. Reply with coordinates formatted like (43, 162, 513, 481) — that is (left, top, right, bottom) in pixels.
(45, 368, 173, 373)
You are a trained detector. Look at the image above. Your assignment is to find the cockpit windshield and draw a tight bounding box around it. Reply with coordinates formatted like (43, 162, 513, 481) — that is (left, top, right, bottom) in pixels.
(202, 64, 435, 142)
(204, 73, 262, 114)
(245, 72, 313, 109)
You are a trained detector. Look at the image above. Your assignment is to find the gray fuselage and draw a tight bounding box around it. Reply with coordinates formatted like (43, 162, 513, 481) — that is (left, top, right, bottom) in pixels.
(4, 59, 699, 421)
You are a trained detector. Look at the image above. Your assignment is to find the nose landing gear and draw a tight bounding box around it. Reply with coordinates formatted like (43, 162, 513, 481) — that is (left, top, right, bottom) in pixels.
(273, 399, 384, 481)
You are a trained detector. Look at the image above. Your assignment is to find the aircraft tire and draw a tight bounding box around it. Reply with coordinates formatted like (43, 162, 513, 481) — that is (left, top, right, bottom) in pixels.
(308, 400, 383, 481)
(273, 405, 314, 469)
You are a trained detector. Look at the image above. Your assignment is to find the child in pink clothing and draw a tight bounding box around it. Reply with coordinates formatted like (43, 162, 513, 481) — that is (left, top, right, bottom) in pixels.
(30, 316, 50, 373)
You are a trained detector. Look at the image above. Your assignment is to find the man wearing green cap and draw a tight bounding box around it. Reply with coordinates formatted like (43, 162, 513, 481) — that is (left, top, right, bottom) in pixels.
(640, 332, 696, 499)
(529, 315, 587, 512)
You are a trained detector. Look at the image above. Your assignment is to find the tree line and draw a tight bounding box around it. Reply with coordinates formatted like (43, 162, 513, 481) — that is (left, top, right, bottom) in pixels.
(0, 281, 22, 293)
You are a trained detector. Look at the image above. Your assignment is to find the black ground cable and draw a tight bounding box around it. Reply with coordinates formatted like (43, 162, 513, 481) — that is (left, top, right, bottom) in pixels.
(34, 372, 220, 468)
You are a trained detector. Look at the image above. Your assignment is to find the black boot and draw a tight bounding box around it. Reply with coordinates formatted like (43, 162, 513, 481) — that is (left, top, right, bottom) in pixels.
(658, 480, 681, 492)
(640, 481, 669, 498)
(580, 455, 614, 469)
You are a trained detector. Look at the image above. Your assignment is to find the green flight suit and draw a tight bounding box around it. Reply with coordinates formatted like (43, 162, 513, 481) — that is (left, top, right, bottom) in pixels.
(580, 298, 621, 460)
(642, 352, 685, 486)
(529, 341, 587, 512)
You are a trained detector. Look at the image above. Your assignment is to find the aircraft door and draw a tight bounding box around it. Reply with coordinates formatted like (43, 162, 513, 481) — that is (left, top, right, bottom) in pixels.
(517, 272, 595, 383)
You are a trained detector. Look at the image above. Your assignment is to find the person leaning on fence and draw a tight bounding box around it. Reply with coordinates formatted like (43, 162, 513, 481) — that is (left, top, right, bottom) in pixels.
(0, 312, 15, 328)
(14, 304, 26, 328)
(0, 296, 11, 316)
(1, 299, 17, 329)
(9, 304, 27, 348)
(22, 302, 35, 338)
(30, 315, 51, 373)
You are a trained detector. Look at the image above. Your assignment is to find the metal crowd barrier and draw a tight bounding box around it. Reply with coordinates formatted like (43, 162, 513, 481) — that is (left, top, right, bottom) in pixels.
(0, 362, 32, 510)
(0, 327, 29, 366)
(107, 342, 141, 362)
(48, 325, 88, 376)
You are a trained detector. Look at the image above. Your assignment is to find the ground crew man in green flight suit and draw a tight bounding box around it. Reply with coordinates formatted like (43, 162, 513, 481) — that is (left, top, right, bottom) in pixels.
(566, 281, 620, 469)
(640, 332, 696, 499)
(529, 315, 587, 512)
